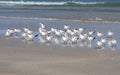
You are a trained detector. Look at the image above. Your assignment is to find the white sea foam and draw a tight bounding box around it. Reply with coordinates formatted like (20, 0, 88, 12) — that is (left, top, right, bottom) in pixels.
(0, 1, 105, 6)
(0, 1, 65, 5)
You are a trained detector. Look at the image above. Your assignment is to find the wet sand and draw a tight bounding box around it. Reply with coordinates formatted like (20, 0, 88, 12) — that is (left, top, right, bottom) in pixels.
(0, 17, 120, 75)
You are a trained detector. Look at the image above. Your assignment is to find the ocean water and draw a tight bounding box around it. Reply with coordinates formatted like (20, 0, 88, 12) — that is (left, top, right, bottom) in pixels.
(1, 0, 120, 2)
(0, 0, 120, 22)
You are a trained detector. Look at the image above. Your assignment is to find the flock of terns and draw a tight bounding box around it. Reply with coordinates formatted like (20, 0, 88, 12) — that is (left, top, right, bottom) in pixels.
(5, 23, 117, 49)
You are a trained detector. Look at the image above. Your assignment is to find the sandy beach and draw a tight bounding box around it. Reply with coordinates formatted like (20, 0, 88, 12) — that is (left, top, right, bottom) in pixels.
(0, 34, 120, 75)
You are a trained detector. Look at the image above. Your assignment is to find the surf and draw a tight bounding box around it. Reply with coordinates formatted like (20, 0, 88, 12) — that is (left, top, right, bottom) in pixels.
(0, 1, 120, 7)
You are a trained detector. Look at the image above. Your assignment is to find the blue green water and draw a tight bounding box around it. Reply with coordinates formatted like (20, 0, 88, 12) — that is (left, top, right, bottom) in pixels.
(0, 0, 120, 22)
(1, 0, 120, 2)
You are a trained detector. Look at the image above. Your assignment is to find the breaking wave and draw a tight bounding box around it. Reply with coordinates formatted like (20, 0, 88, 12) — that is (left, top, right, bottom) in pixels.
(0, 1, 120, 7)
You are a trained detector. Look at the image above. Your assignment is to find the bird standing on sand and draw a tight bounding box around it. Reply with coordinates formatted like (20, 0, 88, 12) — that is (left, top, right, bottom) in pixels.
(96, 32, 104, 40)
(87, 31, 95, 36)
(78, 27, 85, 34)
(70, 36, 78, 44)
(5, 28, 14, 37)
(40, 22, 45, 29)
(87, 36, 95, 47)
(13, 28, 22, 38)
(100, 38, 106, 48)
(111, 39, 117, 48)
(108, 38, 117, 48)
(107, 29, 113, 38)
(23, 27, 30, 33)
(62, 35, 69, 45)
(96, 41, 103, 49)
(79, 33, 87, 46)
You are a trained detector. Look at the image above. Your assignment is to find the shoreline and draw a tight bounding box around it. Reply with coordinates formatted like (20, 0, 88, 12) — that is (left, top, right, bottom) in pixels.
(0, 17, 120, 49)
(0, 16, 120, 24)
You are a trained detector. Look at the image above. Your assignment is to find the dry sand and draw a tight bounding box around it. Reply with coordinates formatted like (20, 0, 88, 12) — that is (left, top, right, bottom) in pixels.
(0, 35, 120, 75)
